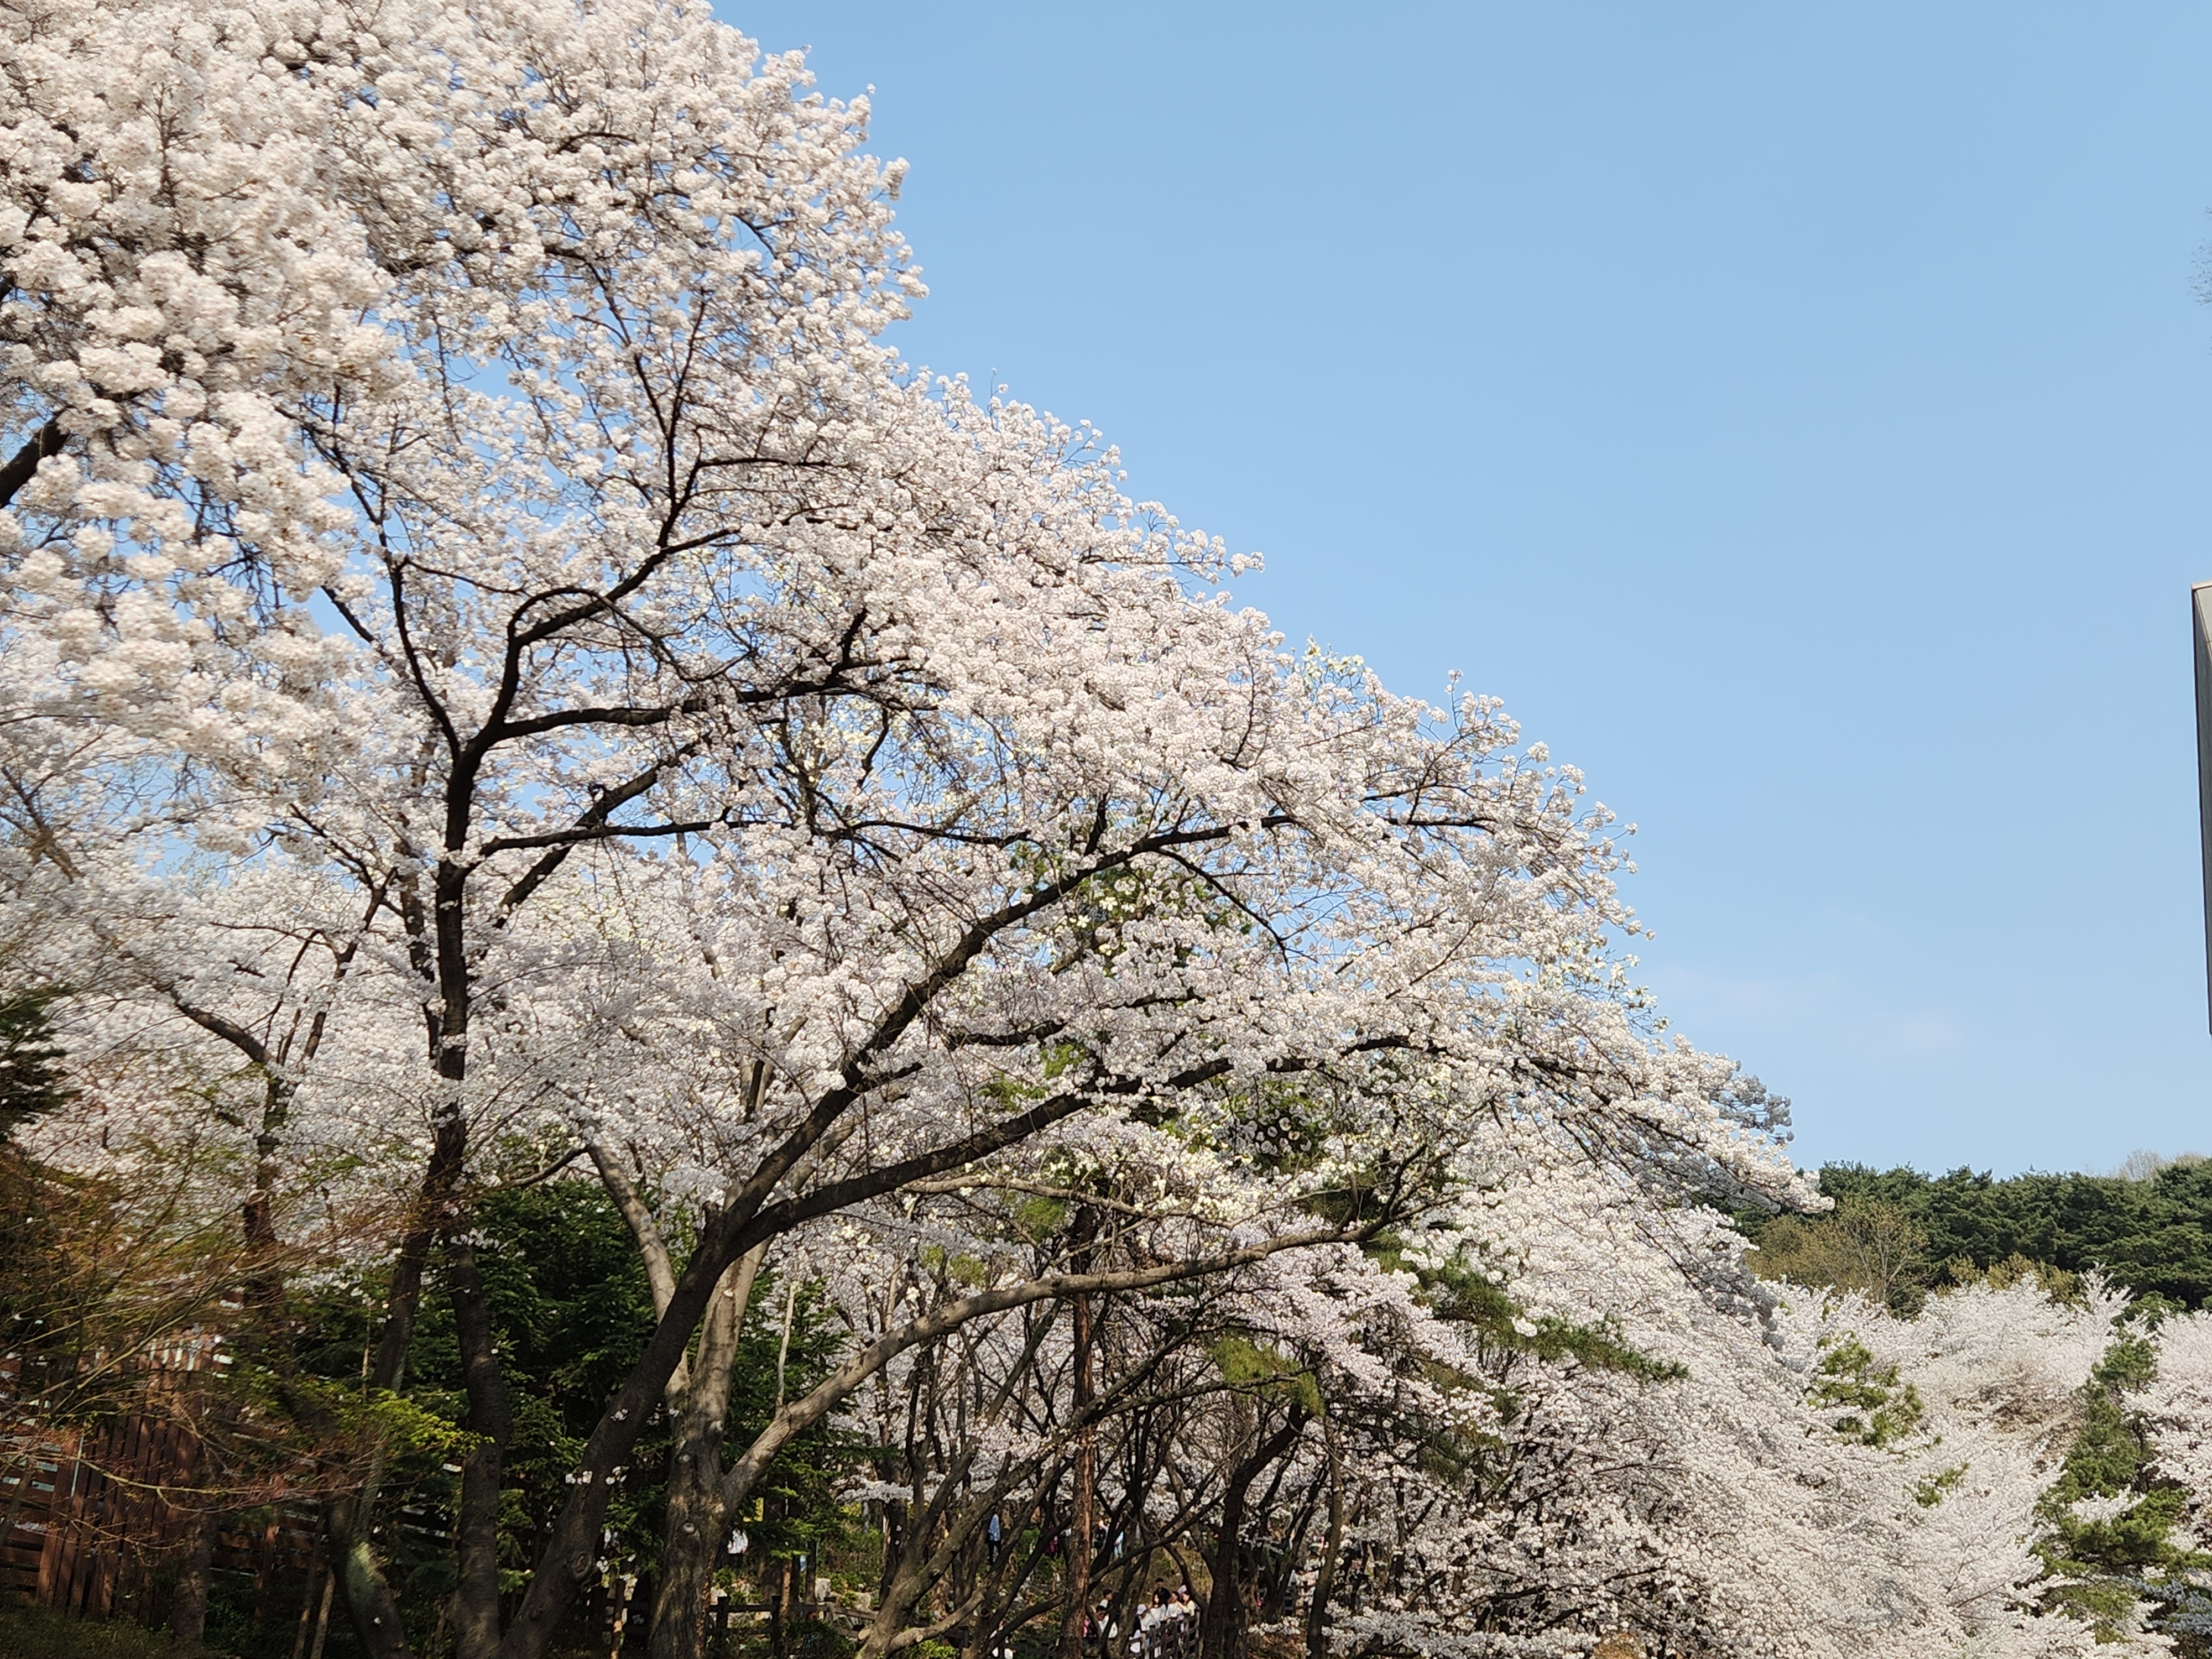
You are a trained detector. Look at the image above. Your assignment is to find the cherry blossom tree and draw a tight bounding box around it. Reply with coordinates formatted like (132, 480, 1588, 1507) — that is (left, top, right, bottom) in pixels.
(0, 5, 1907, 1659)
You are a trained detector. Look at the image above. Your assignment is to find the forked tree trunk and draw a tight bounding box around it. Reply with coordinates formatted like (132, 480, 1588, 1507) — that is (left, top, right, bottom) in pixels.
(1197, 1411, 1306, 1659)
(648, 1244, 768, 1659)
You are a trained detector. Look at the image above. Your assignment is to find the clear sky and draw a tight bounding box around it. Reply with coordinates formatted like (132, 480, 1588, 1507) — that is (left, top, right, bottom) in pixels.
(729, 2, 2212, 1176)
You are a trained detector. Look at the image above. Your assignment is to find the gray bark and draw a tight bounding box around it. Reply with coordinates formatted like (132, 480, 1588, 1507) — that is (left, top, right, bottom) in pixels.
(166, 1511, 215, 1658)
(647, 1243, 768, 1659)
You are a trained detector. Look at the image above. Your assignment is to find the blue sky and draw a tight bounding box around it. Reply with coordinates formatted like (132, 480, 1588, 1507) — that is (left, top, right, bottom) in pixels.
(731, 2, 2212, 1176)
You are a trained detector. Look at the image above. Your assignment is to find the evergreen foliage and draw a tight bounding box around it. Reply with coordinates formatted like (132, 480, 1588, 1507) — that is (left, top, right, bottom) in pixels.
(1369, 1235, 1688, 1382)
(2037, 1327, 2205, 1643)
(1807, 1337, 1924, 1447)
(410, 1184, 851, 1587)
(0, 985, 71, 1138)
(1741, 1160, 2212, 1308)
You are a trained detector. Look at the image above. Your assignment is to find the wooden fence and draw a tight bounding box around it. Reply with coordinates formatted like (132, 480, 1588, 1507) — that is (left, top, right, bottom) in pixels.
(0, 1344, 325, 1640)
(4, 1358, 922, 1658)
(0, 1345, 691, 1654)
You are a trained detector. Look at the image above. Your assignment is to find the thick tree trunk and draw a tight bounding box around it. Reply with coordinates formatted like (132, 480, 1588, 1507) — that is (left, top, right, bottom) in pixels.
(450, 1239, 515, 1659)
(166, 1511, 216, 1658)
(855, 1512, 939, 1659)
(1197, 1412, 1306, 1659)
(332, 1514, 417, 1659)
(648, 1244, 767, 1659)
(650, 1412, 729, 1659)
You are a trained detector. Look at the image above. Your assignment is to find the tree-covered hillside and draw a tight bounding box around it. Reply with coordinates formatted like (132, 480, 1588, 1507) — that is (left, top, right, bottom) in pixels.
(1740, 1157, 2212, 1311)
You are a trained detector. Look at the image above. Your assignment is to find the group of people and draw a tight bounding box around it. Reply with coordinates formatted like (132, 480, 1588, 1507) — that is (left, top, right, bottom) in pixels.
(1087, 1585, 1198, 1659)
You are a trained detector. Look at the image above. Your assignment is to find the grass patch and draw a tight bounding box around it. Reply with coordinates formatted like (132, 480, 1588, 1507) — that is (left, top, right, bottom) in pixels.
(0, 1605, 169, 1659)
